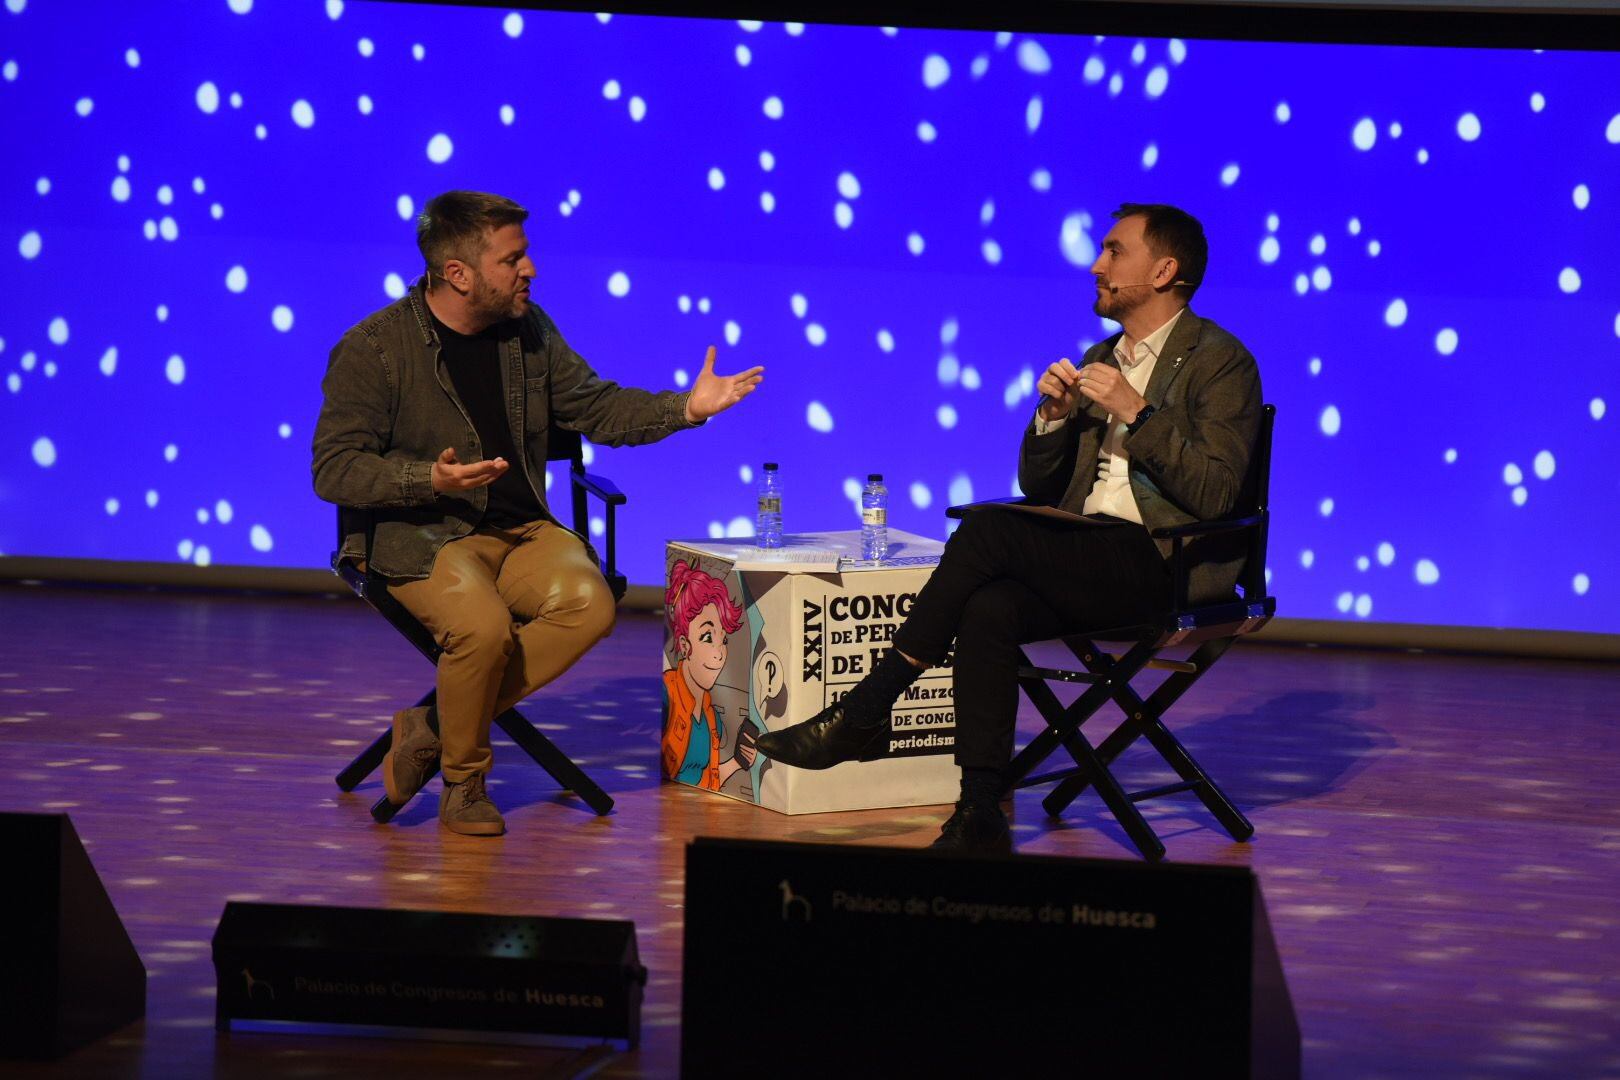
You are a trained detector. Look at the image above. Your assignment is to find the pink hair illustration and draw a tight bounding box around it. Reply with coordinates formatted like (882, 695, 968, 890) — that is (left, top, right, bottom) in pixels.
(665, 559, 744, 643)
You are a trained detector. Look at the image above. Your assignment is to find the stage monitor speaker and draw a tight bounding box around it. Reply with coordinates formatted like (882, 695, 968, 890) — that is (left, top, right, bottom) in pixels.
(0, 812, 146, 1060)
(212, 902, 646, 1047)
(682, 838, 1298, 1079)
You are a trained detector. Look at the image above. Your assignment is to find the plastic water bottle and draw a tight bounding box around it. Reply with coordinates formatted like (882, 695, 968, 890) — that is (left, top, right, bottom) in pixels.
(756, 462, 783, 548)
(861, 473, 888, 560)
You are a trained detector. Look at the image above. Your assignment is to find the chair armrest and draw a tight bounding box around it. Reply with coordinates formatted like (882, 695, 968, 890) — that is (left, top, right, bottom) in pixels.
(1155, 513, 1267, 612)
(945, 497, 1027, 520)
(566, 465, 628, 602)
(333, 506, 375, 597)
(572, 468, 627, 506)
(330, 552, 369, 598)
(1149, 514, 1262, 541)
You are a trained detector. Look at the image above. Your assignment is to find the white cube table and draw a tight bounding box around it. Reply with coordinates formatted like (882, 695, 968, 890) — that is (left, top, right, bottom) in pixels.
(660, 530, 960, 814)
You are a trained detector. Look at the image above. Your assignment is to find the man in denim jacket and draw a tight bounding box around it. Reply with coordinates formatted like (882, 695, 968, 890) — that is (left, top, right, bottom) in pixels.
(313, 191, 762, 836)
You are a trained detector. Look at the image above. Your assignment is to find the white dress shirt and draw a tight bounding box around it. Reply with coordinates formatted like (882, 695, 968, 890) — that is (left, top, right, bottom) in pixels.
(1033, 308, 1184, 524)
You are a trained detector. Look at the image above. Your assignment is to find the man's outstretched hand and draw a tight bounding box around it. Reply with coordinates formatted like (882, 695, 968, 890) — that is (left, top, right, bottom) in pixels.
(431, 447, 509, 493)
(685, 346, 764, 423)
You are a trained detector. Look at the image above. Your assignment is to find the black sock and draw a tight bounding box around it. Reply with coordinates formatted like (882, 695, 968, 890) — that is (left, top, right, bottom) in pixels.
(838, 649, 924, 729)
(960, 766, 1002, 805)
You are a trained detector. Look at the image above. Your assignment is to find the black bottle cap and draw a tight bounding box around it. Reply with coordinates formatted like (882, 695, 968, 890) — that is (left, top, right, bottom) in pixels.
(764, 462, 778, 470)
(868, 473, 883, 482)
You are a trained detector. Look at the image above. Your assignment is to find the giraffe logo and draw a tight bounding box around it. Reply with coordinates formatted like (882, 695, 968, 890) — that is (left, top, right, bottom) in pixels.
(778, 880, 812, 922)
(241, 968, 276, 1002)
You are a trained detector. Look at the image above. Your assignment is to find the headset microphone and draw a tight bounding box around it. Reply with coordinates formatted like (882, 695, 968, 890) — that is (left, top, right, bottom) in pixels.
(1107, 279, 1197, 294)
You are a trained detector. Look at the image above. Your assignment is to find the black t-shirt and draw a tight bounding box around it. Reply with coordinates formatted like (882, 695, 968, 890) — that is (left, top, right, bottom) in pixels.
(430, 312, 545, 529)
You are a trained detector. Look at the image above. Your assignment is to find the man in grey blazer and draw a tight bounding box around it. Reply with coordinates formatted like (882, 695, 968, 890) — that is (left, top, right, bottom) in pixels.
(756, 203, 1263, 853)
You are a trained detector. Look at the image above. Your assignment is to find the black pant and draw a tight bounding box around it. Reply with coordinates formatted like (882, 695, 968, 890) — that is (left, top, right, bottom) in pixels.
(893, 510, 1171, 770)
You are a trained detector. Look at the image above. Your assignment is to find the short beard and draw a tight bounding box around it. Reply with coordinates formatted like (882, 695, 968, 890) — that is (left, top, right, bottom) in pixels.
(1093, 286, 1146, 321)
(466, 275, 522, 329)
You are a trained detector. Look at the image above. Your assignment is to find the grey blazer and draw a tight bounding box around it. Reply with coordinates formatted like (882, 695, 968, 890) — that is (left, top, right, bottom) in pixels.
(1017, 309, 1263, 605)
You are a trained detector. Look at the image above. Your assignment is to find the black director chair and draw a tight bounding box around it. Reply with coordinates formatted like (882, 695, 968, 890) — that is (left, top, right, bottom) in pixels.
(946, 404, 1276, 861)
(332, 429, 624, 821)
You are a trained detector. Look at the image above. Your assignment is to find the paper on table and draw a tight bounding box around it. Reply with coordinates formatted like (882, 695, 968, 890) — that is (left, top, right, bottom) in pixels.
(837, 554, 944, 571)
(736, 547, 843, 571)
(668, 538, 842, 572)
(669, 530, 946, 573)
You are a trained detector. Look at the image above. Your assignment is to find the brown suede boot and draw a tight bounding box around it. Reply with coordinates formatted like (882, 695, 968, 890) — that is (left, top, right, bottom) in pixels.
(439, 773, 505, 837)
(382, 706, 440, 807)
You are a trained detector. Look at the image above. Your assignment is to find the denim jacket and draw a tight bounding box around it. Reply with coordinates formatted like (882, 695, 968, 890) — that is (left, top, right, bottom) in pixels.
(312, 282, 697, 580)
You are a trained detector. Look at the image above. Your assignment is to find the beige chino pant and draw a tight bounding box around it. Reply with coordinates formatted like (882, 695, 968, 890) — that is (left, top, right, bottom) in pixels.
(388, 520, 615, 782)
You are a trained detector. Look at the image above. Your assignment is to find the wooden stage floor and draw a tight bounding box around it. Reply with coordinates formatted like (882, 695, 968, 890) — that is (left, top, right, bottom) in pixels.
(1, 582, 1616, 1078)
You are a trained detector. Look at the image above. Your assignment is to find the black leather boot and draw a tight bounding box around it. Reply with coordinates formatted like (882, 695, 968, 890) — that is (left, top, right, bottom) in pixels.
(929, 798, 1012, 854)
(756, 650, 921, 769)
(754, 704, 888, 770)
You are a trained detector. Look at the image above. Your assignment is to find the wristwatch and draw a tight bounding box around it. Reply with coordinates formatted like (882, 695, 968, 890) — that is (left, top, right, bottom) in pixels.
(1126, 403, 1156, 434)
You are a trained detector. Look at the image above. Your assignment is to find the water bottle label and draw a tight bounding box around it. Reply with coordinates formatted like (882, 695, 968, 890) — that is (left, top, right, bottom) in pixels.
(758, 496, 781, 514)
(861, 507, 886, 526)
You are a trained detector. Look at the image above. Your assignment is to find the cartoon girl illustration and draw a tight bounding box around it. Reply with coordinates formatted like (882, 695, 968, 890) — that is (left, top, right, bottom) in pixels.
(663, 559, 756, 790)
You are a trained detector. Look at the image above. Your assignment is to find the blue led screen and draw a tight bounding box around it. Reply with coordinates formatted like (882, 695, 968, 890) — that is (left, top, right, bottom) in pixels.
(2, 2, 1617, 632)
